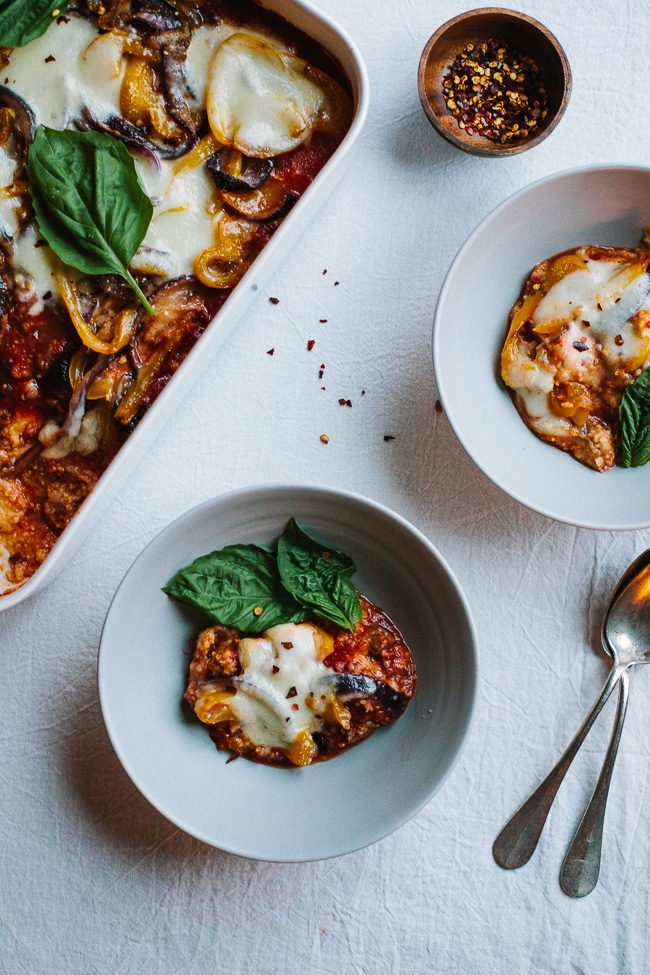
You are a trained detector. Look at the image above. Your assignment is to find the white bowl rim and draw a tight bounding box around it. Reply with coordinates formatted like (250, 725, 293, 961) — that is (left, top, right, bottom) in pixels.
(433, 162, 650, 531)
(97, 482, 479, 861)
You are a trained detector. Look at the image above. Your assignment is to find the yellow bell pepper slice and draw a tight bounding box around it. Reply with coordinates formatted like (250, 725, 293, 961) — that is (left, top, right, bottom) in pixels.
(56, 273, 138, 354)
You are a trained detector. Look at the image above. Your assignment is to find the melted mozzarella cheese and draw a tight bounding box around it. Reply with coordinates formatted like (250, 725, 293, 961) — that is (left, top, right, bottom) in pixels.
(227, 623, 333, 749)
(532, 259, 650, 362)
(4, 16, 124, 130)
(206, 32, 325, 157)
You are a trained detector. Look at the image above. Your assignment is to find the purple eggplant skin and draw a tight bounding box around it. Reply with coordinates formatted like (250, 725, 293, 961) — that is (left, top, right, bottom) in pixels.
(206, 152, 273, 192)
(0, 86, 37, 151)
(324, 673, 405, 713)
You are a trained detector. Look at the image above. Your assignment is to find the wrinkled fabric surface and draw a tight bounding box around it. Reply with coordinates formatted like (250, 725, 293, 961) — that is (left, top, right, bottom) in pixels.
(2, 1, 650, 972)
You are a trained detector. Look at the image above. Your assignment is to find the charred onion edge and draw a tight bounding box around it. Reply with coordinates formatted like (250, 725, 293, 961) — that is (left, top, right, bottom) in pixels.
(82, 108, 197, 163)
(206, 152, 273, 192)
(129, 0, 183, 32)
(63, 351, 121, 439)
(162, 53, 198, 135)
(321, 673, 405, 712)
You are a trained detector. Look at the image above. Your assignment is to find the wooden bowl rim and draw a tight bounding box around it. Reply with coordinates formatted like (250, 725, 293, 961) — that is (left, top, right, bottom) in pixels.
(417, 6, 572, 157)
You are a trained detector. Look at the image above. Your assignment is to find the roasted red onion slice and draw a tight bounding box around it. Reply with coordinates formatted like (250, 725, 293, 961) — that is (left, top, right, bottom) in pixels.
(321, 673, 404, 712)
(130, 0, 183, 31)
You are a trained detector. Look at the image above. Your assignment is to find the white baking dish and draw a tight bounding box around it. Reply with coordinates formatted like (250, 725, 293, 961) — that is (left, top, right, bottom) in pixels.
(0, 0, 368, 612)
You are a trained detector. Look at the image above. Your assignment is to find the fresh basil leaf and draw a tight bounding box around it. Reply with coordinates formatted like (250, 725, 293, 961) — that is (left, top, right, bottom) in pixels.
(276, 518, 362, 631)
(26, 126, 154, 313)
(162, 543, 309, 633)
(620, 367, 650, 467)
(0, 0, 69, 47)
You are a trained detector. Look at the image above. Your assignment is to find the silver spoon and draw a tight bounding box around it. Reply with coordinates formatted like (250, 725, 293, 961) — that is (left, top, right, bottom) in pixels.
(560, 548, 650, 896)
(493, 552, 650, 872)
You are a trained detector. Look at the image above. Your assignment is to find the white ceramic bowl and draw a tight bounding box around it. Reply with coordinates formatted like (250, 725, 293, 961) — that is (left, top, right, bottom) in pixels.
(98, 485, 477, 861)
(434, 165, 650, 530)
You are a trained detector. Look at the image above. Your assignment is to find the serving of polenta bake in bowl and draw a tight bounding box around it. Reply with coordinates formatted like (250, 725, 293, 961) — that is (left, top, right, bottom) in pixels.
(0, 0, 366, 606)
(434, 165, 650, 530)
(98, 486, 477, 860)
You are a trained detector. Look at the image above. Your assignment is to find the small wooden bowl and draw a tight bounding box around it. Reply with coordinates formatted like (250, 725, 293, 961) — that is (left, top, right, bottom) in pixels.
(418, 8, 571, 156)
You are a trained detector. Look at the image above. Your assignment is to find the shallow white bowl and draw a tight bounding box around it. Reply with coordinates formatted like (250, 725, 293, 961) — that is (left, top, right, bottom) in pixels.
(98, 485, 477, 861)
(434, 165, 650, 530)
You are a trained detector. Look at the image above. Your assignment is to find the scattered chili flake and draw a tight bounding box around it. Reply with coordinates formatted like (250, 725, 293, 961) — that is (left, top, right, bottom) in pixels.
(334, 281, 339, 286)
(338, 398, 352, 407)
(292, 703, 300, 711)
(281, 642, 294, 649)
(307, 339, 315, 351)
(323, 269, 327, 274)
(57, 14, 71, 23)
(253, 606, 264, 616)
(272, 665, 280, 674)
(285, 716, 291, 722)
(442, 39, 548, 145)
(384, 435, 396, 441)
(322, 551, 330, 560)
(361, 390, 365, 395)
(320, 434, 329, 443)
(573, 341, 588, 352)
(318, 369, 324, 379)
(34, 240, 47, 248)
(615, 334, 624, 346)
(269, 296, 280, 305)
(319, 319, 327, 323)
(45, 55, 56, 63)
(3, 79, 8, 85)
(286, 686, 297, 698)
(42, 290, 52, 301)
(582, 320, 590, 327)
(615, 297, 621, 303)
(321, 386, 326, 390)
(434, 399, 443, 414)
(266, 348, 274, 355)
(597, 302, 603, 311)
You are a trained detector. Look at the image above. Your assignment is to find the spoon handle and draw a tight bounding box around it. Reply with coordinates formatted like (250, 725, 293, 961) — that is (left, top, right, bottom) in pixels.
(559, 668, 630, 898)
(493, 663, 624, 870)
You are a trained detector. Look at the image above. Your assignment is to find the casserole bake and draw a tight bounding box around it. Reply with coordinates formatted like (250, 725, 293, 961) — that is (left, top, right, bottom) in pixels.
(0, 0, 367, 607)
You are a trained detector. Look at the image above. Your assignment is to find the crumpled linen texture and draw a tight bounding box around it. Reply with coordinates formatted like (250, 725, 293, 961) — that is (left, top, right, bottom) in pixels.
(2, 1, 650, 972)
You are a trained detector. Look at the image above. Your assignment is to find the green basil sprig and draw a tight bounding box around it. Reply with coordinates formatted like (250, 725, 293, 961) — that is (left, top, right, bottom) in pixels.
(620, 367, 650, 467)
(27, 126, 154, 314)
(163, 543, 310, 633)
(277, 519, 362, 631)
(163, 520, 363, 633)
(0, 0, 69, 48)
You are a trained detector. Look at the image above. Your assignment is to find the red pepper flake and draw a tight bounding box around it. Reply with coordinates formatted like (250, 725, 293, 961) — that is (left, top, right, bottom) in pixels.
(323, 269, 327, 274)
(57, 14, 71, 22)
(334, 281, 339, 286)
(281, 641, 293, 649)
(3, 79, 8, 85)
(321, 386, 326, 390)
(573, 341, 588, 352)
(45, 55, 56, 63)
(435, 399, 443, 414)
(285, 716, 291, 722)
(597, 302, 603, 311)
(320, 434, 329, 443)
(442, 39, 548, 145)
(319, 319, 327, 323)
(34, 240, 47, 248)
(615, 297, 621, 303)
(318, 369, 324, 379)
(272, 665, 280, 674)
(307, 339, 315, 351)
(338, 398, 352, 407)
(269, 296, 280, 305)
(361, 390, 366, 395)
(582, 320, 590, 327)
(267, 348, 274, 355)
(42, 290, 52, 301)
(286, 686, 297, 698)
(292, 703, 300, 711)
(322, 551, 330, 560)
(384, 435, 396, 441)
(615, 334, 624, 346)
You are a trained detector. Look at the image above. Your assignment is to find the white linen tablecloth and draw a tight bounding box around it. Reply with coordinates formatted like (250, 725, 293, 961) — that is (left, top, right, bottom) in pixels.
(3, 1, 650, 972)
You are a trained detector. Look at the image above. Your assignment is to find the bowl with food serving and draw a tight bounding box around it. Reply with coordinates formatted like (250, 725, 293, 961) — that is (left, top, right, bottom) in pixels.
(418, 8, 571, 156)
(98, 485, 477, 861)
(0, 0, 368, 609)
(434, 164, 650, 530)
